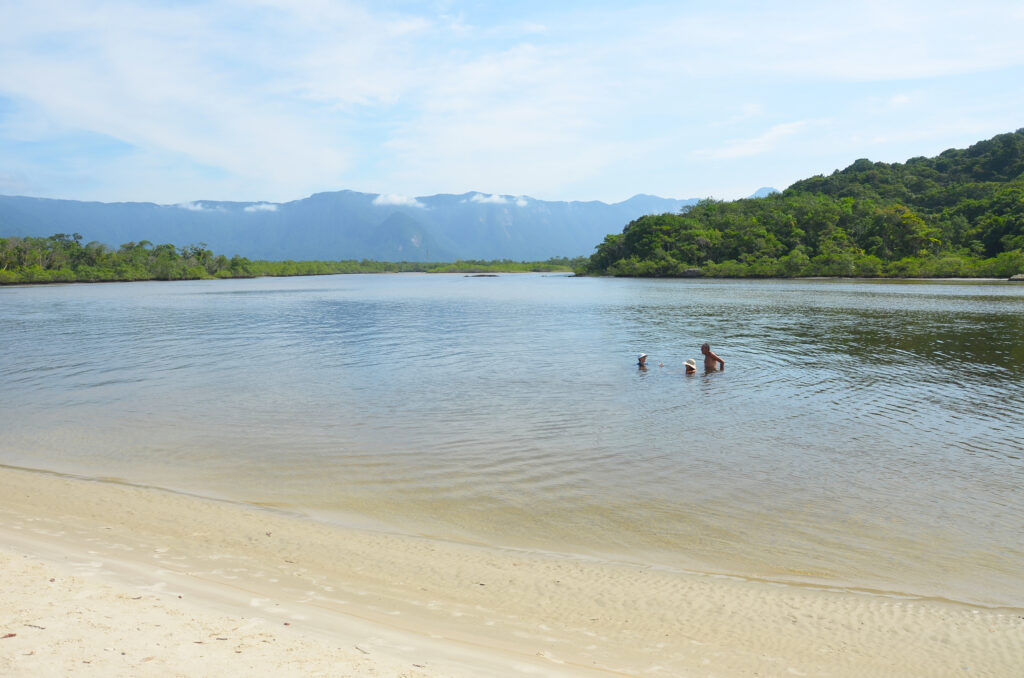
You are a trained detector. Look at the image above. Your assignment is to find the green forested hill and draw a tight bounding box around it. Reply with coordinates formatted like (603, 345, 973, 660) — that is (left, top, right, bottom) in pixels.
(583, 129, 1024, 278)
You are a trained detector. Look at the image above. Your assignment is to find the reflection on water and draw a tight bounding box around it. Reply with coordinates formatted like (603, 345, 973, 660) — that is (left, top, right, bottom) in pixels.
(2, 275, 1023, 607)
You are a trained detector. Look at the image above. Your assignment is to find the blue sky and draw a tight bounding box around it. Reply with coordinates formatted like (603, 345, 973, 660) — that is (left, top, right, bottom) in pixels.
(1, 0, 1022, 204)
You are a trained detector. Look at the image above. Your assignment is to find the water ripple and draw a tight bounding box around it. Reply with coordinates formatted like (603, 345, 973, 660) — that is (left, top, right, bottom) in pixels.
(2, 276, 1023, 607)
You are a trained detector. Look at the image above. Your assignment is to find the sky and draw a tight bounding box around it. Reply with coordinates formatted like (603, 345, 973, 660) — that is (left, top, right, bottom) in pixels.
(1, 0, 1023, 205)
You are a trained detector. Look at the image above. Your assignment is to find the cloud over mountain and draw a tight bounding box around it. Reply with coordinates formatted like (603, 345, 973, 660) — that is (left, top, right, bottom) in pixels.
(0, 188, 703, 262)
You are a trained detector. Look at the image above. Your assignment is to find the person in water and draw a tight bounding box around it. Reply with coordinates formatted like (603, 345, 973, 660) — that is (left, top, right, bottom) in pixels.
(637, 353, 649, 370)
(701, 343, 724, 371)
(684, 358, 697, 374)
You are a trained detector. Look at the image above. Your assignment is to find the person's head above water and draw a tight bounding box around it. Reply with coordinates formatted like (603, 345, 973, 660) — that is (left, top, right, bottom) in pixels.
(637, 353, 648, 365)
(701, 343, 710, 354)
(685, 358, 697, 373)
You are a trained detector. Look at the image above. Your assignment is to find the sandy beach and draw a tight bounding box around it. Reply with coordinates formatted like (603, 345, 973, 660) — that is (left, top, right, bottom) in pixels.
(1, 466, 1022, 677)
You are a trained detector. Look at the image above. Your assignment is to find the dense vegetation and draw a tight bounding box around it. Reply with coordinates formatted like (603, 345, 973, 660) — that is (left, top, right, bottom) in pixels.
(0, 234, 584, 284)
(582, 129, 1024, 278)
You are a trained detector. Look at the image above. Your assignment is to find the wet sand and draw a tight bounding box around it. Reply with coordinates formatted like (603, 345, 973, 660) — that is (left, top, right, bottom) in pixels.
(1, 466, 1022, 677)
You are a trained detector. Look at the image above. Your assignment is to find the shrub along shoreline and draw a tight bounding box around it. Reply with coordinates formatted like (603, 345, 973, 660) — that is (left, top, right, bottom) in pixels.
(2, 233, 1021, 285)
(579, 249, 1024, 279)
(0, 234, 584, 284)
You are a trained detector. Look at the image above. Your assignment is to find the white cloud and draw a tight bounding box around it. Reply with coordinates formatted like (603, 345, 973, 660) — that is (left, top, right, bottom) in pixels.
(639, 2, 1024, 82)
(244, 203, 278, 212)
(177, 201, 229, 212)
(470, 193, 509, 204)
(515, 197, 529, 207)
(694, 122, 810, 160)
(373, 193, 425, 208)
(176, 201, 227, 211)
(0, 0, 362, 201)
(0, 170, 30, 195)
(1, 1, 1023, 204)
(890, 94, 913, 108)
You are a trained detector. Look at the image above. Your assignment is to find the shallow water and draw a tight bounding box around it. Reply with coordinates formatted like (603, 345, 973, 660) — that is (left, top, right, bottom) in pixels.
(2, 274, 1022, 607)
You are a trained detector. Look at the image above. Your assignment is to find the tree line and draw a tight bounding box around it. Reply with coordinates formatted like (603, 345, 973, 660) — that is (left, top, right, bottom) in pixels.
(0, 233, 584, 284)
(582, 129, 1024, 278)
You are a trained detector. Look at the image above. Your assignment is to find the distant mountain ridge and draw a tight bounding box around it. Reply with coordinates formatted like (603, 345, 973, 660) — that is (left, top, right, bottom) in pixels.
(0, 189, 725, 261)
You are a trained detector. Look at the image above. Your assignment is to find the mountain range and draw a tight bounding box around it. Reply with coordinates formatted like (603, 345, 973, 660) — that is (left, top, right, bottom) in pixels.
(0, 188, 775, 261)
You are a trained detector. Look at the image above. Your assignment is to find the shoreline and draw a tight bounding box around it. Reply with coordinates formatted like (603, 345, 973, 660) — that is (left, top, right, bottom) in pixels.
(2, 272, 1020, 287)
(2, 466, 1022, 676)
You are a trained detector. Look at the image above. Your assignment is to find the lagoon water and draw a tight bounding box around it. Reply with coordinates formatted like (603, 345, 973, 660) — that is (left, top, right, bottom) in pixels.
(2, 274, 1023, 608)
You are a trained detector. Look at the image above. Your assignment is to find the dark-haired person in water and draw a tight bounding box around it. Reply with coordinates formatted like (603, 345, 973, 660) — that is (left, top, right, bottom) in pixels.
(701, 343, 724, 372)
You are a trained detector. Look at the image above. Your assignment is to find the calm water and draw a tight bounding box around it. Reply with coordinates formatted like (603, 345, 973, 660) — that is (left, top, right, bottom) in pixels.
(2, 275, 1023, 607)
